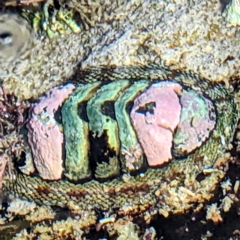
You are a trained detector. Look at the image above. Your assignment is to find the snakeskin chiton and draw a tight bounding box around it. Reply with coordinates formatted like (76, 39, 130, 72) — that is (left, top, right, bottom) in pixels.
(21, 74, 236, 183)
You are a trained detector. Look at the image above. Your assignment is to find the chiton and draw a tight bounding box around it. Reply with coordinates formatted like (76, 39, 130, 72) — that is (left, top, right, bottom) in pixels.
(3, 65, 238, 216)
(23, 79, 217, 182)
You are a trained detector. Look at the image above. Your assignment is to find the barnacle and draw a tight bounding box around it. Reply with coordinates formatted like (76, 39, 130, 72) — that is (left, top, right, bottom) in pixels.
(22, 0, 81, 38)
(0, 14, 34, 62)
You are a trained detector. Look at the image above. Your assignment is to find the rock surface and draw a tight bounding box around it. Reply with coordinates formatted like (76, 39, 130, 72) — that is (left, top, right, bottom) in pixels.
(2, 1, 240, 98)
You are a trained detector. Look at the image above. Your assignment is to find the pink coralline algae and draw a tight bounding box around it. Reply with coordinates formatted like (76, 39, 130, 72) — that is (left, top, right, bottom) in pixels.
(27, 84, 75, 180)
(130, 82, 182, 166)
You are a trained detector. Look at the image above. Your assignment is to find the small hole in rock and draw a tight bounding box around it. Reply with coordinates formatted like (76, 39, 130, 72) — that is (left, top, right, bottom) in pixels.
(0, 32, 12, 45)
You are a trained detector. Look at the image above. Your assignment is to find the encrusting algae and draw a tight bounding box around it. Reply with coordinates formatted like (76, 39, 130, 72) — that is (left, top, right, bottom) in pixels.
(1, 0, 240, 239)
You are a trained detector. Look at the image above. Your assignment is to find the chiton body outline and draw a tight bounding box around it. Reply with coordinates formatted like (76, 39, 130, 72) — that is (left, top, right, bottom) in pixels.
(3, 64, 238, 217)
